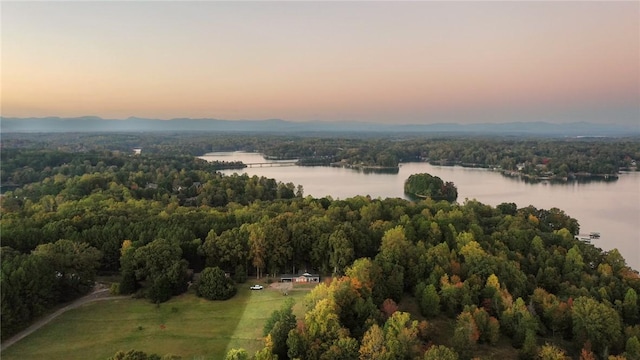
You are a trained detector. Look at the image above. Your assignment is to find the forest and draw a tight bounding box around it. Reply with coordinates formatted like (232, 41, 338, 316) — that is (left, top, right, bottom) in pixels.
(1, 133, 640, 360)
(2, 132, 639, 182)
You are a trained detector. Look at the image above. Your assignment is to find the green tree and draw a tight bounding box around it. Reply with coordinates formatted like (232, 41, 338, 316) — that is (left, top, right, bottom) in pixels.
(469, 306, 499, 345)
(519, 330, 537, 360)
(1, 248, 58, 339)
(263, 298, 296, 359)
(108, 349, 162, 360)
(418, 283, 440, 318)
(195, 266, 237, 300)
(440, 274, 463, 316)
(359, 324, 388, 359)
(224, 348, 249, 360)
(452, 310, 479, 360)
(623, 288, 639, 325)
(329, 229, 354, 275)
(376, 225, 411, 299)
(248, 223, 267, 279)
(501, 297, 538, 348)
(383, 311, 421, 360)
(563, 245, 585, 283)
(322, 336, 359, 360)
(253, 346, 277, 360)
(32, 239, 102, 300)
(537, 344, 569, 360)
(423, 345, 459, 360)
(626, 336, 640, 360)
(572, 296, 623, 358)
(132, 239, 189, 303)
(345, 257, 385, 305)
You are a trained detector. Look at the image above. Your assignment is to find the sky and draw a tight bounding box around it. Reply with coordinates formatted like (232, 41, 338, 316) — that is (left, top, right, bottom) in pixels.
(1, 1, 639, 125)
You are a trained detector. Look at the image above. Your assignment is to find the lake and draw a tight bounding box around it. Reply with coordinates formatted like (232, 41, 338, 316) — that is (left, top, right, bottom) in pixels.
(200, 152, 640, 271)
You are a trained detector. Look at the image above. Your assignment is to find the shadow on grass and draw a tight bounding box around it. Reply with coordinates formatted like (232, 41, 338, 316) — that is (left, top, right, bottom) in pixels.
(224, 286, 309, 356)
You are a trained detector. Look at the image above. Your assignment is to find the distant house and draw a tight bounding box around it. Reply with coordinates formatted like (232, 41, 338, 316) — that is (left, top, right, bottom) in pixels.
(133, 148, 142, 155)
(280, 272, 320, 283)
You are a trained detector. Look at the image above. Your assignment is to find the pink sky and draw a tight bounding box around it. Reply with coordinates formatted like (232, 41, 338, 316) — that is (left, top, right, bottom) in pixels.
(2, 1, 638, 125)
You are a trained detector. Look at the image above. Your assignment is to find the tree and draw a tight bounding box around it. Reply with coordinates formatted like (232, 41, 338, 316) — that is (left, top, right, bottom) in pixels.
(563, 245, 585, 283)
(253, 346, 277, 360)
(32, 239, 102, 300)
(537, 344, 569, 360)
(501, 297, 538, 348)
(440, 274, 463, 316)
(383, 311, 421, 360)
(1, 248, 58, 339)
(132, 239, 189, 303)
(572, 296, 623, 358)
(263, 298, 296, 359)
(519, 329, 537, 360)
(108, 350, 162, 360)
(626, 336, 640, 360)
(248, 223, 267, 279)
(376, 226, 411, 299)
(262, 215, 293, 276)
(359, 324, 388, 359)
(195, 266, 236, 300)
(452, 310, 479, 360)
(305, 298, 343, 345)
(327, 276, 379, 339)
(623, 288, 639, 325)
(224, 348, 249, 360)
(290, 297, 354, 360)
(329, 229, 354, 275)
(345, 257, 385, 305)
(423, 345, 459, 360)
(322, 336, 359, 360)
(459, 240, 496, 279)
(418, 283, 440, 318)
(470, 306, 499, 345)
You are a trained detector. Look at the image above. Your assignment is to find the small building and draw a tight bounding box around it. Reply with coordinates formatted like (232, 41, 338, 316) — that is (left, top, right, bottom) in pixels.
(133, 148, 142, 155)
(280, 272, 320, 283)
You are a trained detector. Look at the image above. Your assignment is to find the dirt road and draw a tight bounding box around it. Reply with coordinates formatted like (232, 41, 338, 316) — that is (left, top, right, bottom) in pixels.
(0, 285, 127, 352)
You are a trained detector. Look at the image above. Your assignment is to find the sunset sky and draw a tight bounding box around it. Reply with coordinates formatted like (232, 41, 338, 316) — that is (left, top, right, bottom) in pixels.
(2, 1, 638, 125)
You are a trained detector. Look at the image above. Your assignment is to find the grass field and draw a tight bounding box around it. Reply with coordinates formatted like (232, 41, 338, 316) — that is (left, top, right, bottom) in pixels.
(1, 286, 309, 360)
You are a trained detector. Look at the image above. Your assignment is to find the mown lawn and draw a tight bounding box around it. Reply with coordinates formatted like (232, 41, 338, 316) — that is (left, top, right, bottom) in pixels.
(1, 286, 308, 360)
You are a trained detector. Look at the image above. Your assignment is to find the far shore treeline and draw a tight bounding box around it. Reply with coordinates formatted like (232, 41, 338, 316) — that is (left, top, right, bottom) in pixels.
(1, 133, 639, 359)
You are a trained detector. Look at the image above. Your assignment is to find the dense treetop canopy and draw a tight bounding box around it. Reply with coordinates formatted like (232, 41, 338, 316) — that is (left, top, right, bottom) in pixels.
(1, 133, 639, 359)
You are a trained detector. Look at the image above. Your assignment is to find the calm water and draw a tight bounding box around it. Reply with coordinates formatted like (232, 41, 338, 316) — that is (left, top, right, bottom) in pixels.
(201, 152, 640, 271)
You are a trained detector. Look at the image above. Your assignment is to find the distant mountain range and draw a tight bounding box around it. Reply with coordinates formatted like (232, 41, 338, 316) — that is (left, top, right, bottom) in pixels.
(1, 116, 638, 136)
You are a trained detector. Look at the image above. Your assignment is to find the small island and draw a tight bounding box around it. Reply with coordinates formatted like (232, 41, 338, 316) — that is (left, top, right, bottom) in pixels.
(404, 173, 458, 202)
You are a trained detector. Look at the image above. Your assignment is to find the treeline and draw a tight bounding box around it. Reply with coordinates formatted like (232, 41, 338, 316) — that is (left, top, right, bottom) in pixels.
(0, 149, 244, 188)
(2, 133, 639, 176)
